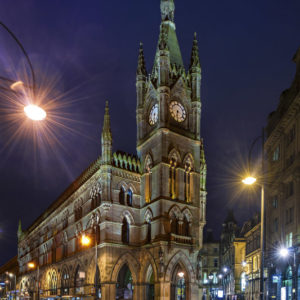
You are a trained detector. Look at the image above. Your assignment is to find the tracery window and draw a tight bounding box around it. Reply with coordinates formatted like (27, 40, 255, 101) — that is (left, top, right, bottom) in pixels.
(170, 216, 179, 235)
(184, 162, 192, 202)
(122, 218, 129, 244)
(61, 269, 70, 295)
(169, 158, 177, 199)
(127, 189, 133, 206)
(119, 187, 125, 205)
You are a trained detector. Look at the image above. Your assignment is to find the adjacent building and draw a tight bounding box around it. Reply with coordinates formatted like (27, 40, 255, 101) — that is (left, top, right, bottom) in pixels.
(240, 214, 261, 300)
(220, 211, 246, 300)
(265, 47, 300, 300)
(0, 256, 18, 300)
(199, 229, 221, 299)
(16, 1, 207, 299)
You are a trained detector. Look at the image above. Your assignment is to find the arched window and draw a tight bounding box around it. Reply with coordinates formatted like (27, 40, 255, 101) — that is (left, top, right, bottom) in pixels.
(119, 187, 125, 205)
(74, 265, 85, 295)
(146, 266, 155, 300)
(91, 193, 101, 210)
(50, 272, 57, 295)
(171, 216, 178, 235)
(184, 162, 192, 202)
(127, 189, 133, 206)
(171, 265, 186, 300)
(182, 216, 189, 237)
(169, 158, 177, 199)
(122, 218, 129, 244)
(147, 221, 152, 243)
(61, 269, 70, 295)
(116, 264, 133, 299)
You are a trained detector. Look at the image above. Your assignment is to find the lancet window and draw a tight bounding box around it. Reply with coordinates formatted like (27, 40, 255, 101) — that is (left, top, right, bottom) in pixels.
(145, 155, 153, 203)
(169, 158, 177, 199)
(119, 187, 125, 205)
(122, 218, 129, 244)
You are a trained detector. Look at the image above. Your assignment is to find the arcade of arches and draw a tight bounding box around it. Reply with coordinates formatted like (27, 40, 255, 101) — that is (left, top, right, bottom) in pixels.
(18, 249, 196, 300)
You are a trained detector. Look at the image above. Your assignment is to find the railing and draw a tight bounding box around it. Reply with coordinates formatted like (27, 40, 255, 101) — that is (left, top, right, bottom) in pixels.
(170, 233, 193, 244)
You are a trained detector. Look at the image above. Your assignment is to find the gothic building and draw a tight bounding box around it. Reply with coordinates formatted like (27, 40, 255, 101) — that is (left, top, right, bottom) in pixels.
(17, 0, 207, 299)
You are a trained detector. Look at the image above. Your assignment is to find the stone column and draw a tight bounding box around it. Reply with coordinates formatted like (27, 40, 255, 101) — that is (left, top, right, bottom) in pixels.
(155, 281, 171, 300)
(101, 282, 116, 300)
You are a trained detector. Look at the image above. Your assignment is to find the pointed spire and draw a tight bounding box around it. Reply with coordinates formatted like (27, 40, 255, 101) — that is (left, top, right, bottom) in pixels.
(160, 0, 175, 22)
(102, 101, 112, 142)
(190, 32, 201, 69)
(137, 42, 147, 77)
(17, 219, 23, 239)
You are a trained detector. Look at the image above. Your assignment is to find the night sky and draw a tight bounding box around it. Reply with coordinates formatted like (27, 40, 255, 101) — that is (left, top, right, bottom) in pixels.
(0, 0, 299, 265)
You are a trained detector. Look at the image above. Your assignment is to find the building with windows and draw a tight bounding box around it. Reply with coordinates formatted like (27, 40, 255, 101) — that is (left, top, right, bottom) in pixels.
(199, 230, 221, 300)
(220, 211, 246, 300)
(16, 1, 207, 299)
(0, 256, 18, 300)
(240, 214, 261, 300)
(265, 47, 300, 299)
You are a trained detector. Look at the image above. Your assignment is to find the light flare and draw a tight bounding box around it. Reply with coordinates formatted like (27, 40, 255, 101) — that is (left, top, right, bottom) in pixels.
(81, 234, 91, 246)
(279, 247, 289, 258)
(24, 104, 46, 121)
(242, 176, 257, 185)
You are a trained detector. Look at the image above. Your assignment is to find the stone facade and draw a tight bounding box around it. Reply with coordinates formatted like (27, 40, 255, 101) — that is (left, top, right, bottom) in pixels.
(17, 1, 207, 299)
(265, 47, 300, 300)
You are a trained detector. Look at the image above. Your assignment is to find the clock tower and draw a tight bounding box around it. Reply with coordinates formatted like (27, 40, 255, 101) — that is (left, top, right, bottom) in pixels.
(136, 0, 206, 297)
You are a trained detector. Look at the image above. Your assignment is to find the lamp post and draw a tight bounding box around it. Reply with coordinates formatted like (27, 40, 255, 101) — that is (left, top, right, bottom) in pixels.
(242, 132, 265, 300)
(28, 262, 39, 300)
(208, 273, 214, 300)
(279, 247, 297, 300)
(0, 22, 47, 121)
(177, 272, 185, 300)
(6, 272, 16, 300)
(81, 228, 99, 299)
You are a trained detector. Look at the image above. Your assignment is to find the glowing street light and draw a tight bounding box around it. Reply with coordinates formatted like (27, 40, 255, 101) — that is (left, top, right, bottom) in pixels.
(242, 176, 257, 185)
(28, 262, 35, 269)
(24, 104, 47, 121)
(223, 267, 228, 273)
(81, 234, 91, 246)
(242, 261, 247, 267)
(279, 247, 289, 258)
(178, 272, 184, 278)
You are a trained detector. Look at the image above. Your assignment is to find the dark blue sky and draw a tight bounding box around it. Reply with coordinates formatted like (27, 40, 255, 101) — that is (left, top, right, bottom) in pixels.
(0, 0, 299, 265)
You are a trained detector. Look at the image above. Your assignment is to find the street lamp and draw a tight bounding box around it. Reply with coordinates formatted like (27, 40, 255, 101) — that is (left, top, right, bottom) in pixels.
(5, 272, 16, 300)
(81, 231, 100, 299)
(28, 262, 40, 300)
(242, 133, 265, 300)
(0, 22, 47, 121)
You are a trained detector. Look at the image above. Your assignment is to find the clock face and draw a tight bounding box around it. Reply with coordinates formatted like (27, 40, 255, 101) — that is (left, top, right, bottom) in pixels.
(169, 101, 186, 122)
(149, 104, 158, 125)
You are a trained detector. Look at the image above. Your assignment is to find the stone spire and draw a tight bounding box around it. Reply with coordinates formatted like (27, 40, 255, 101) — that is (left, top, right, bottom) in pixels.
(152, 0, 184, 77)
(136, 42, 147, 77)
(160, 0, 175, 22)
(17, 219, 23, 239)
(190, 32, 201, 69)
(101, 101, 112, 164)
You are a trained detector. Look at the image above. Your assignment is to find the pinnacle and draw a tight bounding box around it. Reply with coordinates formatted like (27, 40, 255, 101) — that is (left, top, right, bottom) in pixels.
(102, 101, 112, 141)
(189, 32, 201, 69)
(137, 42, 147, 77)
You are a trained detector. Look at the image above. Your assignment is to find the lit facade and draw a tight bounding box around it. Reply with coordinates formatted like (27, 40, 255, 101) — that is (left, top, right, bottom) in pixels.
(199, 232, 221, 300)
(265, 47, 300, 300)
(220, 211, 246, 300)
(16, 1, 207, 299)
(241, 215, 261, 300)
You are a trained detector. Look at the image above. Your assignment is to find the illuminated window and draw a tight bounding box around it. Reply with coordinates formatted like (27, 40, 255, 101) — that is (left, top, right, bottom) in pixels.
(241, 272, 246, 292)
(286, 232, 293, 248)
(272, 146, 280, 161)
(169, 158, 177, 199)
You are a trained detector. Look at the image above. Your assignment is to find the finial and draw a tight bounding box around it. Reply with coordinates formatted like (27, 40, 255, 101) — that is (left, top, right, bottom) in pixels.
(105, 100, 109, 112)
(17, 219, 23, 239)
(160, 0, 175, 22)
(189, 32, 201, 69)
(137, 42, 147, 76)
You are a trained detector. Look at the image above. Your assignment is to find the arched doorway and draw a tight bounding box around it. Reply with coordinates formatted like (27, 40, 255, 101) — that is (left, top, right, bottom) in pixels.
(145, 265, 155, 300)
(171, 265, 187, 300)
(74, 265, 85, 296)
(95, 265, 101, 299)
(116, 264, 133, 299)
(61, 267, 70, 295)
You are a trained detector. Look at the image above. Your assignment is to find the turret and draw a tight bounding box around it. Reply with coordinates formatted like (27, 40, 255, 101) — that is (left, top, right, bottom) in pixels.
(189, 32, 201, 102)
(136, 43, 147, 141)
(101, 101, 112, 164)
